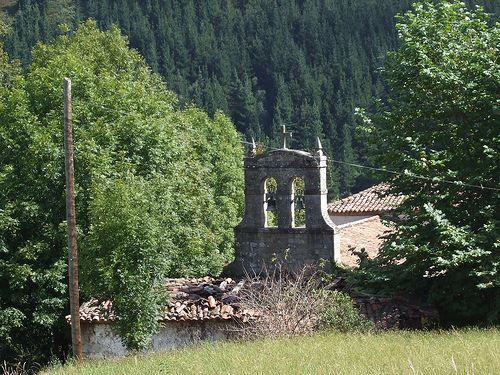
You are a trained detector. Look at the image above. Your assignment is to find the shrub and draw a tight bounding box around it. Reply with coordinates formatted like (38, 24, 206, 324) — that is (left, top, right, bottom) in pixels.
(236, 266, 321, 338)
(236, 266, 374, 338)
(316, 290, 374, 333)
(84, 174, 169, 350)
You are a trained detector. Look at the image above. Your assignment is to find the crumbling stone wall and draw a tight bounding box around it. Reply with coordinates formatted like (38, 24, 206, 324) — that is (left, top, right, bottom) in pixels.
(227, 148, 339, 276)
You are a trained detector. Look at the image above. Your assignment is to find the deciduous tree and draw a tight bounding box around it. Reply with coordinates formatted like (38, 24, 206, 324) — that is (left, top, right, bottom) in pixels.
(358, 1, 499, 325)
(0, 20, 244, 363)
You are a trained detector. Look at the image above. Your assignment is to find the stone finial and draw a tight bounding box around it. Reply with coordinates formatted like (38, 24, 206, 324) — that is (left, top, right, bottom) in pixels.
(316, 137, 324, 156)
(249, 137, 257, 157)
(281, 125, 293, 149)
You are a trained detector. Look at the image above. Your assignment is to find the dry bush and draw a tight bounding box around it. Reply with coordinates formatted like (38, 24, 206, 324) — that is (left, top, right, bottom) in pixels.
(233, 265, 375, 338)
(235, 265, 326, 338)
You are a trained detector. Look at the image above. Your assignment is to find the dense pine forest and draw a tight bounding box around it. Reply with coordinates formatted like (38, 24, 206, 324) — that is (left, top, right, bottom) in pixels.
(2, 0, 498, 196)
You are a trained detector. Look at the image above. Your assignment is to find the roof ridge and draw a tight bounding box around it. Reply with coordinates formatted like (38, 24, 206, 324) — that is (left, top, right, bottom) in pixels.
(328, 183, 405, 215)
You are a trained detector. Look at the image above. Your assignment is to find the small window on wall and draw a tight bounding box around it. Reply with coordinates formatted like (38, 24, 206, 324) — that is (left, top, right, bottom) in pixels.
(292, 177, 305, 227)
(264, 177, 278, 227)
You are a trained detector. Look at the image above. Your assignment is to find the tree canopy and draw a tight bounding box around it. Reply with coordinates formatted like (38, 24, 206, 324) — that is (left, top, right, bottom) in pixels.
(357, 1, 499, 326)
(4, 0, 497, 197)
(3, 0, 426, 197)
(0, 20, 243, 362)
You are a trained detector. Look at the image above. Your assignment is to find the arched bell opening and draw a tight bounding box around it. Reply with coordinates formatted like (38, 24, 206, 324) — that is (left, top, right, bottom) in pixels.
(291, 177, 306, 228)
(263, 177, 278, 228)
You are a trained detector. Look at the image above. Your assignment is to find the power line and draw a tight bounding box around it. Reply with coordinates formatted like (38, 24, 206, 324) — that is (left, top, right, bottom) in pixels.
(239, 140, 500, 192)
(65, 104, 500, 193)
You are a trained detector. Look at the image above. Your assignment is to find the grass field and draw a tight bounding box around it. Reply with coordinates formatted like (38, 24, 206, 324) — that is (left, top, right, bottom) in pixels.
(44, 329, 499, 375)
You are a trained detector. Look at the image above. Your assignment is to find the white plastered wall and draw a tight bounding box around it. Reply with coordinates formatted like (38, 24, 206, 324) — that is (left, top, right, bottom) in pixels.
(81, 320, 233, 359)
(329, 214, 374, 226)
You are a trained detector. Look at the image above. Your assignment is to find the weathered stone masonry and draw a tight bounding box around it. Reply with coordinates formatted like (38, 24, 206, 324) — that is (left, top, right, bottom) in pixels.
(227, 143, 339, 276)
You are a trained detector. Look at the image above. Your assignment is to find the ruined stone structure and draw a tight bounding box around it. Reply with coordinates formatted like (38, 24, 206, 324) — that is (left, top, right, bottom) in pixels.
(227, 133, 339, 275)
(70, 277, 253, 358)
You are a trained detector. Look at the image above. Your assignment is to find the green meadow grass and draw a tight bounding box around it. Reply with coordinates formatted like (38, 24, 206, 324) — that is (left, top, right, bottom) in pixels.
(44, 329, 499, 375)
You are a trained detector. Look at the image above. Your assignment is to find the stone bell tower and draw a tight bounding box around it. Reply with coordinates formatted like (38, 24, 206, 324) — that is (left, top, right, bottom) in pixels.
(226, 128, 339, 276)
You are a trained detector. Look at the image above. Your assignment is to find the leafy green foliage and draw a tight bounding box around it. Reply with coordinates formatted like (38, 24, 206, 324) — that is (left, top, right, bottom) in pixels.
(0, 19, 68, 365)
(317, 291, 374, 333)
(0, 20, 243, 362)
(85, 175, 169, 350)
(3, 0, 426, 197)
(357, 1, 499, 325)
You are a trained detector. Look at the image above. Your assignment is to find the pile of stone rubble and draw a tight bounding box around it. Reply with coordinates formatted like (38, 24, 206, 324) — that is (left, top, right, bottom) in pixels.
(326, 277, 439, 329)
(163, 277, 256, 322)
(353, 295, 439, 329)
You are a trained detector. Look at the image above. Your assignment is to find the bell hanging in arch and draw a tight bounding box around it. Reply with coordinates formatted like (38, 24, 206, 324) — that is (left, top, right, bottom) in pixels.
(266, 192, 276, 211)
(294, 195, 305, 210)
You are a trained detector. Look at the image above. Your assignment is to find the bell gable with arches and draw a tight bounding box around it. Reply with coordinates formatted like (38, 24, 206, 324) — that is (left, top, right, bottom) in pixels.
(226, 130, 340, 276)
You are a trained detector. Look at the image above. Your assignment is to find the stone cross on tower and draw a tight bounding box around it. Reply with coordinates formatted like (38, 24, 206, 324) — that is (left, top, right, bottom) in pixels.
(249, 137, 257, 157)
(280, 125, 292, 149)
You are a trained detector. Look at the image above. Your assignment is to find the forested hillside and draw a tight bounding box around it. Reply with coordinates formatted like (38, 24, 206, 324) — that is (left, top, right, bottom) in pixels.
(1, 0, 498, 195)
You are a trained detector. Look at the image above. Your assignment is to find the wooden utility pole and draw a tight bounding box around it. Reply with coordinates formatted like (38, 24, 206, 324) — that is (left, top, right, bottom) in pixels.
(64, 77, 83, 361)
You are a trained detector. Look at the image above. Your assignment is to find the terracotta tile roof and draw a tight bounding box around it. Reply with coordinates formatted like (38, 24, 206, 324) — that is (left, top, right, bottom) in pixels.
(72, 276, 438, 330)
(69, 277, 257, 324)
(328, 183, 405, 215)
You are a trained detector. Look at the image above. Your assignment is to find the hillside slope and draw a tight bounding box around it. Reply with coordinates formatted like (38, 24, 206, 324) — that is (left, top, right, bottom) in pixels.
(2, 0, 498, 195)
